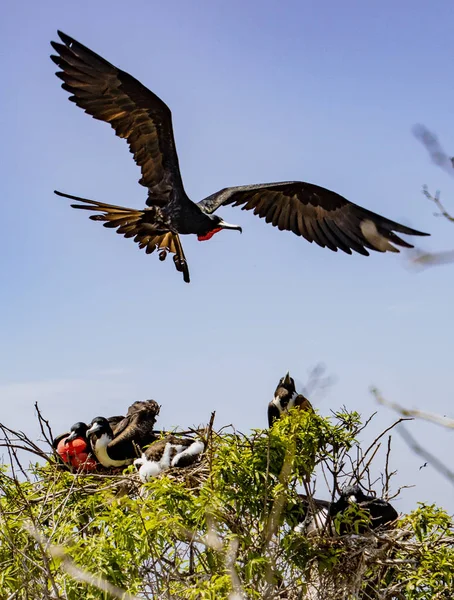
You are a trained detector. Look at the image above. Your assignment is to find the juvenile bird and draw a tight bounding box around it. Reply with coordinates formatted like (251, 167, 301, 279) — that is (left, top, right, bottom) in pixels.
(134, 435, 205, 482)
(268, 372, 313, 427)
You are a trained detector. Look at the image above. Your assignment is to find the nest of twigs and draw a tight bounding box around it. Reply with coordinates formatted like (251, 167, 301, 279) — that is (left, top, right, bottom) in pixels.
(0, 402, 212, 501)
(1, 404, 453, 600)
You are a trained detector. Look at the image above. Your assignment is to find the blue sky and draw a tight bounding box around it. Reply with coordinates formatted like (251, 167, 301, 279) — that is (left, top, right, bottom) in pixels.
(1, 0, 453, 513)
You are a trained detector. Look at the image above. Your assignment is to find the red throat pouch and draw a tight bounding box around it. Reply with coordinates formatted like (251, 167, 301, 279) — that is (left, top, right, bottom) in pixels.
(57, 437, 87, 460)
(57, 437, 97, 471)
(197, 227, 222, 242)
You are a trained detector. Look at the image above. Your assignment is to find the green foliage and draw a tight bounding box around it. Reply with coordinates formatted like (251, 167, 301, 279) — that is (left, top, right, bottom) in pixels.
(0, 410, 452, 599)
(392, 504, 454, 599)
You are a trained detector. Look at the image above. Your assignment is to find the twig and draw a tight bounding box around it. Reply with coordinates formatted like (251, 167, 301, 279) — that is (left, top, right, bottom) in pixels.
(35, 402, 55, 449)
(413, 124, 454, 177)
(422, 186, 454, 222)
(383, 435, 395, 498)
(372, 388, 454, 429)
(410, 248, 454, 269)
(362, 414, 413, 458)
(397, 426, 454, 485)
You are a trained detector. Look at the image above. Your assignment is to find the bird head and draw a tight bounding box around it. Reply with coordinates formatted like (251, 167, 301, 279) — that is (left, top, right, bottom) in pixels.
(197, 215, 242, 241)
(340, 484, 366, 504)
(86, 417, 113, 440)
(281, 371, 293, 388)
(273, 371, 297, 409)
(216, 216, 242, 233)
(66, 421, 89, 443)
(268, 371, 298, 427)
(126, 399, 160, 418)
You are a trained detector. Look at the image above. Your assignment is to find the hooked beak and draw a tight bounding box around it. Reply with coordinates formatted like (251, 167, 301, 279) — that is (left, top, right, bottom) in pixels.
(218, 219, 242, 233)
(66, 430, 78, 443)
(86, 423, 102, 437)
(283, 371, 292, 386)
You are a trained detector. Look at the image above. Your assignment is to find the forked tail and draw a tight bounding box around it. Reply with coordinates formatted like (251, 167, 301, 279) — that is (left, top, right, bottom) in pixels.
(54, 190, 190, 283)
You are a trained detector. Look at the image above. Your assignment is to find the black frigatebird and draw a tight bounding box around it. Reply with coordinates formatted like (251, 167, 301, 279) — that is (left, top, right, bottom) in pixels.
(53, 416, 125, 470)
(53, 421, 96, 470)
(86, 399, 160, 467)
(329, 485, 398, 533)
(52, 421, 90, 450)
(53, 415, 125, 449)
(51, 31, 429, 283)
(293, 486, 398, 536)
(268, 372, 313, 427)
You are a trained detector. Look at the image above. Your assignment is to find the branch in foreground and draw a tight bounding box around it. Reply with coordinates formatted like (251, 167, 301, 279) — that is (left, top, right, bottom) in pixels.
(25, 523, 142, 600)
(409, 248, 454, 269)
(371, 387, 454, 429)
(413, 124, 454, 177)
(421, 186, 454, 223)
(397, 426, 454, 485)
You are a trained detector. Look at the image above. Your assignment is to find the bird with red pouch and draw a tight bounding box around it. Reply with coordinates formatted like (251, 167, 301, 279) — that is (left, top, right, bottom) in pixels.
(53, 422, 97, 471)
(50, 31, 429, 283)
(53, 415, 124, 471)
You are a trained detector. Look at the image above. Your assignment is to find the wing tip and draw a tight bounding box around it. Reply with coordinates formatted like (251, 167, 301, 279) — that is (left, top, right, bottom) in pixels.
(393, 224, 430, 237)
(57, 30, 73, 46)
(50, 41, 62, 54)
(50, 54, 61, 67)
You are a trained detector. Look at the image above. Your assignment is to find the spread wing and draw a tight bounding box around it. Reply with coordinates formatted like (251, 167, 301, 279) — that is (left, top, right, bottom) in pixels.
(198, 182, 429, 255)
(51, 31, 187, 207)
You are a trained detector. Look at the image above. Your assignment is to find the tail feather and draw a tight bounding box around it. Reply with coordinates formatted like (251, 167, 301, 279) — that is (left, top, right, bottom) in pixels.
(54, 190, 136, 212)
(54, 190, 190, 283)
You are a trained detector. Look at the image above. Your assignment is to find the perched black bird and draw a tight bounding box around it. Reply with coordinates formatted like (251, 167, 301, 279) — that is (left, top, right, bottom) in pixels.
(329, 485, 398, 533)
(52, 421, 89, 450)
(268, 372, 313, 427)
(134, 435, 205, 482)
(52, 415, 124, 449)
(53, 422, 96, 470)
(51, 31, 429, 283)
(86, 400, 160, 467)
(53, 415, 125, 469)
(291, 493, 332, 536)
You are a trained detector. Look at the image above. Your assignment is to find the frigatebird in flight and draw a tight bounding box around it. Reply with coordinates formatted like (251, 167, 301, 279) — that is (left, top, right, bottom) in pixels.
(51, 31, 429, 283)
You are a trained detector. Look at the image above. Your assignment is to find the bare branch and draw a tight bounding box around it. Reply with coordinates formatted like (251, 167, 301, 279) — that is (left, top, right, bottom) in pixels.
(421, 186, 454, 222)
(372, 387, 454, 429)
(398, 426, 454, 485)
(413, 124, 454, 177)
